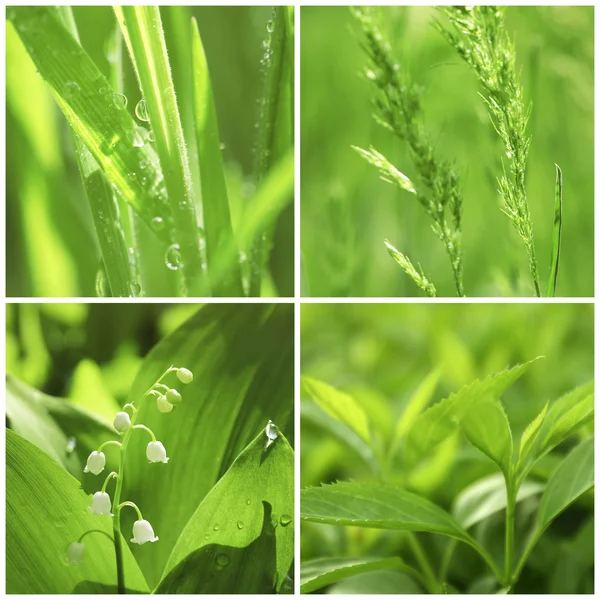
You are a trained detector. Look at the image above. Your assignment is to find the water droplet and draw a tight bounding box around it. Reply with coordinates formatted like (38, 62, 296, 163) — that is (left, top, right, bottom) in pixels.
(130, 281, 141, 297)
(237, 521, 244, 530)
(265, 420, 279, 441)
(246, 498, 251, 505)
(280, 514, 292, 527)
(165, 243, 183, 271)
(215, 553, 230, 568)
(151, 216, 165, 231)
(66, 437, 76, 454)
(365, 69, 376, 81)
(113, 92, 127, 110)
(65, 81, 80, 98)
(148, 130, 156, 142)
(204, 534, 209, 540)
(135, 98, 150, 122)
(213, 524, 220, 531)
(219, 142, 226, 150)
(129, 128, 144, 148)
(266, 20, 274, 33)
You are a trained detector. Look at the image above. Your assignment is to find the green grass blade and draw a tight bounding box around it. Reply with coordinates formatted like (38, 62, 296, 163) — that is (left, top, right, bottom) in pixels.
(191, 17, 243, 297)
(249, 7, 293, 296)
(546, 164, 563, 297)
(54, 7, 137, 298)
(115, 6, 203, 296)
(8, 7, 173, 245)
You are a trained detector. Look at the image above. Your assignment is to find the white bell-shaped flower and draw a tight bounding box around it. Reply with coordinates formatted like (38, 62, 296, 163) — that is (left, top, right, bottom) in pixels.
(157, 395, 173, 413)
(114, 411, 131, 433)
(64, 541, 86, 565)
(89, 491, 113, 516)
(84, 451, 106, 475)
(130, 519, 159, 544)
(166, 388, 182, 405)
(147, 441, 169, 463)
(177, 368, 193, 384)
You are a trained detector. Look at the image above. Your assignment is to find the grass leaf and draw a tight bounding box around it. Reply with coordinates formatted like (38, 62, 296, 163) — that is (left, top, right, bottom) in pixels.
(546, 164, 563, 297)
(302, 376, 371, 444)
(6, 430, 148, 594)
(301, 556, 411, 594)
(8, 7, 172, 245)
(157, 429, 293, 593)
(190, 17, 242, 297)
(115, 6, 204, 295)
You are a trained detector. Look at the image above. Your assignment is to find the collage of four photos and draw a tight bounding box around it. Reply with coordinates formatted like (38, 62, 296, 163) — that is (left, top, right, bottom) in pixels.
(5, 4, 595, 596)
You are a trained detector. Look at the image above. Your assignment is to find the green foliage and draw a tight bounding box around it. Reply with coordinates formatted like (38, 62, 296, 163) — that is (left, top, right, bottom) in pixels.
(7, 6, 294, 297)
(7, 430, 148, 594)
(301, 304, 593, 593)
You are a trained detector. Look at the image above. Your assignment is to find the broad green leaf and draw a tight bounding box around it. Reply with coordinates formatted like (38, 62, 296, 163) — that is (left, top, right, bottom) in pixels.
(68, 358, 121, 422)
(301, 557, 411, 594)
(157, 429, 293, 593)
(302, 376, 371, 444)
(301, 399, 379, 472)
(6, 375, 117, 486)
(519, 401, 549, 463)
(7, 430, 148, 594)
(395, 369, 440, 442)
(190, 17, 242, 297)
(405, 359, 541, 462)
(536, 437, 594, 533)
(116, 6, 204, 295)
(327, 570, 422, 594)
(8, 7, 173, 243)
(546, 164, 563, 297)
(453, 474, 544, 529)
(121, 304, 293, 587)
(537, 382, 594, 454)
(460, 400, 513, 475)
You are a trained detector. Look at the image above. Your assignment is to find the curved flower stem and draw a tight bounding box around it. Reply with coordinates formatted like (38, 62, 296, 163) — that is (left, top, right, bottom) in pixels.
(133, 424, 156, 442)
(98, 440, 122, 453)
(153, 383, 170, 392)
(102, 472, 118, 493)
(123, 403, 137, 414)
(118, 501, 143, 521)
(78, 529, 114, 544)
(110, 365, 177, 593)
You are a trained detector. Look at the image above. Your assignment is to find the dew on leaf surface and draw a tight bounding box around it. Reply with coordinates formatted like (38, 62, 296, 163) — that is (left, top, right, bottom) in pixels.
(135, 98, 150, 122)
(165, 244, 183, 271)
(112, 92, 127, 110)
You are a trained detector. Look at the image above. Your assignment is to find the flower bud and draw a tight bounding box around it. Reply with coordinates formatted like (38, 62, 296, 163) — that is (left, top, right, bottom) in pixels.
(84, 451, 106, 475)
(166, 388, 182, 405)
(131, 519, 159, 544)
(89, 491, 113, 516)
(113, 411, 131, 433)
(157, 395, 173, 413)
(147, 441, 169, 463)
(64, 541, 86, 565)
(177, 368, 193, 384)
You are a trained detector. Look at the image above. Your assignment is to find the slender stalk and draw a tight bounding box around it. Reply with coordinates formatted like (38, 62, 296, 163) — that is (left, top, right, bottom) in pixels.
(407, 533, 439, 593)
(504, 479, 517, 588)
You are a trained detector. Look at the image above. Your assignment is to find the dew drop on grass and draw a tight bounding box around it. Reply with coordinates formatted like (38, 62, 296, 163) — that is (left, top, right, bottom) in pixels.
(135, 98, 150, 122)
(95, 268, 109, 297)
(266, 20, 274, 33)
(165, 244, 183, 270)
(66, 437, 76, 454)
(219, 143, 226, 150)
(246, 498, 251, 505)
(64, 81, 80, 98)
(113, 92, 127, 110)
(215, 554, 230, 568)
(213, 524, 220, 531)
(151, 216, 165, 231)
(237, 521, 244, 530)
(265, 420, 279, 447)
(148, 130, 156, 142)
(204, 534, 209, 540)
(130, 281, 141, 297)
(280, 514, 292, 527)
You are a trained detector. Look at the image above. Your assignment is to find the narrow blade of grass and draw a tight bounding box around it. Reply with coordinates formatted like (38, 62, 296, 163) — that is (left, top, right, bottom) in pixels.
(55, 7, 137, 298)
(546, 164, 563, 297)
(115, 6, 204, 296)
(8, 7, 173, 245)
(190, 17, 243, 297)
(249, 7, 293, 296)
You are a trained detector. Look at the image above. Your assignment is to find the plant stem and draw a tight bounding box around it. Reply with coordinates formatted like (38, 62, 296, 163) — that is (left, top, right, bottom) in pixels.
(407, 532, 439, 593)
(504, 480, 517, 588)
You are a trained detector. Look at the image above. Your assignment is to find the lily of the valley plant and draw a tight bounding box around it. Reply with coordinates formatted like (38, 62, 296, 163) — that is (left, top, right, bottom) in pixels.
(65, 365, 193, 592)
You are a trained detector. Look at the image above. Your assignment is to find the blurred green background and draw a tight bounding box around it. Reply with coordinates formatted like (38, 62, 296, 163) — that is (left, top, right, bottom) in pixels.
(7, 6, 293, 297)
(300, 6, 594, 297)
(6, 303, 199, 403)
(301, 303, 593, 593)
